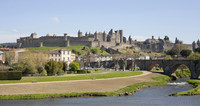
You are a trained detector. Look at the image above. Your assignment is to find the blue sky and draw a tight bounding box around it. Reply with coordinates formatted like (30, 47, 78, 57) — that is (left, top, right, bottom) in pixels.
(0, 0, 200, 44)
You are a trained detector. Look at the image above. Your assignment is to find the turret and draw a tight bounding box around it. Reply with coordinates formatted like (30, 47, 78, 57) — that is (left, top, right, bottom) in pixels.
(30, 32, 37, 38)
(119, 30, 123, 43)
(197, 39, 200, 47)
(175, 37, 178, 44)
(78, 30, 82, 37)
(94, 31, 98, 40)
(109, 29, 114, 35)
(85, 32, 88, 36)
(192, 41, 197, 51)
(103, 31, 106, 41)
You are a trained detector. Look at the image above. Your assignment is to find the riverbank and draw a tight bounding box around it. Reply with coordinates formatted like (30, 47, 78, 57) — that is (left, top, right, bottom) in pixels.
(169, 79, 200, 96)
(0, 71, 142, 84)
(0, 71, 171, 100)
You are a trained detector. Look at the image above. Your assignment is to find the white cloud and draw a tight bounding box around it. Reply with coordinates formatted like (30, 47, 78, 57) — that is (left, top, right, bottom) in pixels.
(50, 17, 60, 22)
(11, 29, 19, 33)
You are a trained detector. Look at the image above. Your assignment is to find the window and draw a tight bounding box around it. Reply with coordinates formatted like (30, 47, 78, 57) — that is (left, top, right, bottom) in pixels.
(68, 51, 70, 55)
(51, 54, 53, 57)
(68, 57, 70, 61)
(63, 51, 65, 55)
(55, 59, 57, 61)
(63, 57, 65, 61)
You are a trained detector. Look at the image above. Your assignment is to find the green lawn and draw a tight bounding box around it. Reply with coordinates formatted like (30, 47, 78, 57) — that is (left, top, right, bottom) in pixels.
(26, 46, 109, 55)
(0, 71, 142, 84)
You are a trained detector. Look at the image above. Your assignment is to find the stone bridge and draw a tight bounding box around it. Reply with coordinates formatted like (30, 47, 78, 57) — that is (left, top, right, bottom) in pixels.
(134, 59, 200, 79)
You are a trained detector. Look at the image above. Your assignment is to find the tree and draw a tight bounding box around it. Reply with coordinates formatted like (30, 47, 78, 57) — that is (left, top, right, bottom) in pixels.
(69, 62, 79, 71)
(180, 50, 192, 57)
(194, 47, 200, 53)
(45, 61, 59, 76)
(165, 55, 173, 60)
(189, 52, 200, 60)
(63, 61, 68, 72)
(91, 48, 98, 54)
(166, 49, 178, 56)
(0, 45, 2, 48)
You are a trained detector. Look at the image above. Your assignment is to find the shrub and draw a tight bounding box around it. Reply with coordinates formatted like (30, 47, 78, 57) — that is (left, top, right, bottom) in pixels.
(37, 66, 44, 74)
(180, 50, 192, 57)
(194, 47, 200, 53)
(45, 61, 59, 76)
(0, 71, 22, 80)
(166, 49, 178, 56)
(66, 71, 74, 74)
(77, 70, 87, 74)
(40, 69, 47, 76)
(69, 62, 79, 71)
(63, 62, 68, 72)
(57, 70, 65, 76)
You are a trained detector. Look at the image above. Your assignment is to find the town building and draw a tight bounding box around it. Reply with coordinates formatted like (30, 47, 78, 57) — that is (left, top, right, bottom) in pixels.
(49, 49, 75, 65)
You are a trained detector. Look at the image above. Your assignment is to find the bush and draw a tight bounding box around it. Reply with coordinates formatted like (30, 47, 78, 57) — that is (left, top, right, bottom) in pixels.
(40, 69, 47, 76)
(66, 71, 74, 74)
(180, 50, 192, 57)
(57, 70, 65, 76)
(45, 61, 59, 76)
(37, 66, 44, 74)
(69, 62, 79, 71)
(0, 71, 22, 80)
(77, 70, 87, 74)
(175, 70, 191, 78)
(166, 49, 179, 56)
(194, 47, 200, 53)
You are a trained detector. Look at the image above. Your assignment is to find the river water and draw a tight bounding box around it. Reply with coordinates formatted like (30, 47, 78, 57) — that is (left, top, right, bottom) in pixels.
(1, 78, 200, 106)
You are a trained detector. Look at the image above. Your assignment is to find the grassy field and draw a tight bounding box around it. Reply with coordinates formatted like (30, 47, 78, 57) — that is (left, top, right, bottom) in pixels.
(0, 71, 142, 84)
(26, 46, 109, 55)
(169, 80, 200, 96)
(0, 75, 170, 100)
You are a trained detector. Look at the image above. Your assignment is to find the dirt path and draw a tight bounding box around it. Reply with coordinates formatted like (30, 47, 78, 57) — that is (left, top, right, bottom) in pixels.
(0, 71, 164, 95)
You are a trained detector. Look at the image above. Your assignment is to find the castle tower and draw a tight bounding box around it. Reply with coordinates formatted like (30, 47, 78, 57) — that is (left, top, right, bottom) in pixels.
(78, 30, 82, 37)
(197, 39, 200, 47)
(109, 29, 114, 35)
(85, 32, 88, 36)
(103, 31, 106, 41)
(31, 32, 37, 38)
(128, 35, 132, 44)
(192, 41, 197, 51)
(94, 31, 98, 41)
(175, 37, 178, 44)
(119, 30, 123, 43)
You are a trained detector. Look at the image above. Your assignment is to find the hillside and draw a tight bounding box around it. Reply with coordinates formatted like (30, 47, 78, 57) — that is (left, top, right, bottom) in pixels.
(26, 46, 109, 55)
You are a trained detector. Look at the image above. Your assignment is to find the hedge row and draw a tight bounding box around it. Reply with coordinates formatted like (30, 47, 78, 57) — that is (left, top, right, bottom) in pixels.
(0, 71, 22, 80)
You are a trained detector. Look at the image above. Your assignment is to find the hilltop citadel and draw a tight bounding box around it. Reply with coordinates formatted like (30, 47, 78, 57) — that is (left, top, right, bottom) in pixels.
(16, 29, 199, 53)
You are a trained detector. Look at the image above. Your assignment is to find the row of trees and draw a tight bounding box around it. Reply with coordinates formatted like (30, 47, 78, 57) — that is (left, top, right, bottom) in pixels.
(166, 47, 200, 59)
(10, 52, 80, 76)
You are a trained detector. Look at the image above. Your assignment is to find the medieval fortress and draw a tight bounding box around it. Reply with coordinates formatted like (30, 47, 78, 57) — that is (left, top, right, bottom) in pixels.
(17, 29, 199, 52)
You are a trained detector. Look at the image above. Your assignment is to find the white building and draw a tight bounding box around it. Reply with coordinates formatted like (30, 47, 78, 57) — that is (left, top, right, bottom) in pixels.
(49, 49, 75, 65)
(0, 51, 3, 63)
(137, 54, 150, 60)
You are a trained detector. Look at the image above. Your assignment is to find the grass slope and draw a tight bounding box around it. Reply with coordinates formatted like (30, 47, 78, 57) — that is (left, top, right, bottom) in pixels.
(0, 71, 142, 84)
(0, 75, 170, 100)
(26, 46, 109, 55)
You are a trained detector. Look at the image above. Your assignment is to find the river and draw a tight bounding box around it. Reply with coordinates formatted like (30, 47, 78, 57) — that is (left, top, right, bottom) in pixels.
(1, 78, 200, 106)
